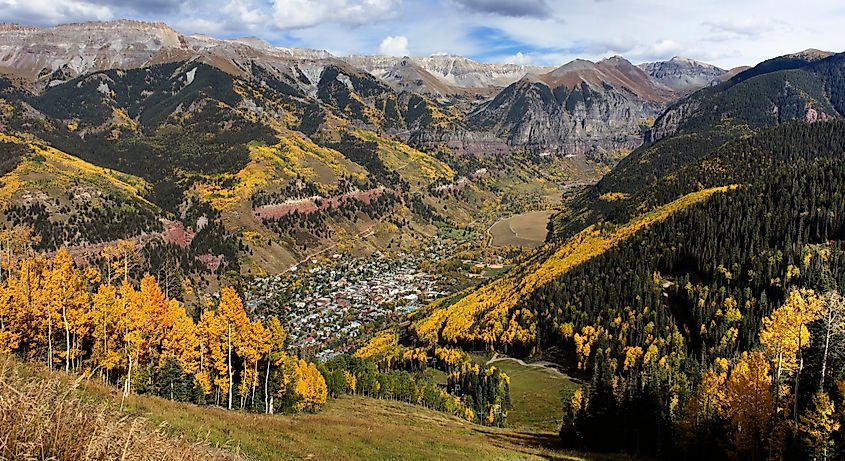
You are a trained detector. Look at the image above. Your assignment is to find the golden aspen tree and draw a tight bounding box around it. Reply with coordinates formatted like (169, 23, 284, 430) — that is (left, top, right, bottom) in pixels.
(198, 309, 227, 401)
(719, 352, 774, 460)
(760, 289, 823, 421)
(119, 280, 145, 396)
(679, 367, 726, 444)
(48, 249, 89, 372)
(799, 391, 839, 461)
(91, 284, 123, 381)
(264, 316, 286, 414)
(138, 275, 170, 363)
(236, 319, 267, 408)
(114, 240, 139, 283)
(217, 287, 249, 410)
(818, 291, 845, 389)
(292, 359, 327, 411)
(161, 299, 200, 376)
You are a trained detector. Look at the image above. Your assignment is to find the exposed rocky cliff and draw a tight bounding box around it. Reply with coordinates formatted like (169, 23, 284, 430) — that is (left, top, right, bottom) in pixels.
(466, 57, 672, 154)
(638, 56, 726, 93)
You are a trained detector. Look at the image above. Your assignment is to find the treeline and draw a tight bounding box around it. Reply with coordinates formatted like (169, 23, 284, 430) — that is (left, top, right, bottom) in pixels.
(0, 246, 510, 426)
(518, 156, 845, 458)
(4, 198, 161, 251)
(0, 247, 327, 414)
(350, 331, 511, 427)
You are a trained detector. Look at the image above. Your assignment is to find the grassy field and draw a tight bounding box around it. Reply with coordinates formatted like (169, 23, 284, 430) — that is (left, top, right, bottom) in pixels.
(470, 353, 580, 432)
(3, 356, 631, 461)
(123, 393, 579, 461)
(488, 211, 555, 248)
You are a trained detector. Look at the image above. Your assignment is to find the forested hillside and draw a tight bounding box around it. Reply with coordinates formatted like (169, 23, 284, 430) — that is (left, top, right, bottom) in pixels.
(402, 63, 845, 458)
(554, 51, 845, 238)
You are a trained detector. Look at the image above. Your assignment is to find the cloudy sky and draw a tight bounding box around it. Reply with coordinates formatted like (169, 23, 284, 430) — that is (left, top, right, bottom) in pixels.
(2, 0, 842, 68)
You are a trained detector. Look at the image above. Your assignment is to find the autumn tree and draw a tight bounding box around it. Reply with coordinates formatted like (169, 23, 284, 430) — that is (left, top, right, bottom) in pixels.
(719, 351, 773, 461)
(799, 391, 840, 461)
(48, 249, 89, 372)
(264, 316, 286, 414)
(759, 288, 823, 420)
(217, 287, 249, 410)
(818, 291, 845, 390)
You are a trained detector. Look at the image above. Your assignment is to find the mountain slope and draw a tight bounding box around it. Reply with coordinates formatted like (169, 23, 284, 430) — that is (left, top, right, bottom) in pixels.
(552, 50, 845, 238)
(638, 56, 726, 93)
(467, 56, 669, 154)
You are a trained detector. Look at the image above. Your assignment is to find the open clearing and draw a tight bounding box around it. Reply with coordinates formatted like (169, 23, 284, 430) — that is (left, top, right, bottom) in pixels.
(488, 211, 554, 248)
(471, 352, 580, 433)
(5, 354, 629, 461)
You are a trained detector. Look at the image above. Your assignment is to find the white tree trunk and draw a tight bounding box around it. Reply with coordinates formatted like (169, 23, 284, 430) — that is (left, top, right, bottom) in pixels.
(227, 322, 233, 410)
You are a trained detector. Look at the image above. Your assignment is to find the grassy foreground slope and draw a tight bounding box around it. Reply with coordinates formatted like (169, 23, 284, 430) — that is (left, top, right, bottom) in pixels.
(0, 357, 234, 461)
(1, 356, 623, 461)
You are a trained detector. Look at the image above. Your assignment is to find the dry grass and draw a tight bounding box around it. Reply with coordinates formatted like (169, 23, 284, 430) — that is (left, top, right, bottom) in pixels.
(0, 357, 237, 461)
(488, 211, 554, 248)
(0, 356, 631, 460)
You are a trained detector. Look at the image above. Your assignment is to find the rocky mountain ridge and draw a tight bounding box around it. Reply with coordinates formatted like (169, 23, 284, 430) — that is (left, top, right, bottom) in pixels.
(638, 56, 727, 93)
(0, 20, 736, 156)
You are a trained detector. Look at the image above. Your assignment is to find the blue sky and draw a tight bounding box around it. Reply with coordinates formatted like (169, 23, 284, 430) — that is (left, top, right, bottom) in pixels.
(1, 0, 843, 68)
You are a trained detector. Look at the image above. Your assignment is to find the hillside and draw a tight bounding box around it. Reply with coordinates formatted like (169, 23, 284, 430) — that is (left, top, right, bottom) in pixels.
(0, 22, 617, 278)
(553, 50, 845, 238)
(2, 356, 614, 461)
(411, 185, 737, 349)
(0, 132, 161, 252)
(0, 356, 235, 461)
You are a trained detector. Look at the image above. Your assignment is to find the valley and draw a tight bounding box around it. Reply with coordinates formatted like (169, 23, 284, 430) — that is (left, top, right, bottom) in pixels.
(3, 12, 845, 461)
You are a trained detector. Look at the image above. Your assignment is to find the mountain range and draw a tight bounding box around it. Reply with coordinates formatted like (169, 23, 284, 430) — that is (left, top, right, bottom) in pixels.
(0, 20, 732, 153)
(0, 19, 740, 277)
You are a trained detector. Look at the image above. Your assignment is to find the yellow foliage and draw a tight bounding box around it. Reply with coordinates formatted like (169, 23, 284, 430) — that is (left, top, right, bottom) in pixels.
(353, 130, 454, 186)
(0, 133, 151, 207)
(719, 352, 774, 458)
(414, 185, 738, 348)
(599, 192, 630, 201)
(354, 330, 401, 369)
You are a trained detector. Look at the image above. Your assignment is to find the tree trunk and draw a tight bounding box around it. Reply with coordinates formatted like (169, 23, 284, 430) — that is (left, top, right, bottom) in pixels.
(124, 354, 132, 397)
(264, 349, 271, 414)
(62, 301, 71, 373)
(252, 360, 258, 406)
(820, 315, 832, 389)
(227, 322, 233, 410)
(794, 327, 804, 426)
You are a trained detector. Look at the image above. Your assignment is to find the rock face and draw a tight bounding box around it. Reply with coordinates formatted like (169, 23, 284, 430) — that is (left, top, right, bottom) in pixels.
(346, 54, 553, 90)
(0, 20, 735, 156)
(638, 56, 726, 93)
(0, 21, 332, 87)
(467, 57, 673, 153)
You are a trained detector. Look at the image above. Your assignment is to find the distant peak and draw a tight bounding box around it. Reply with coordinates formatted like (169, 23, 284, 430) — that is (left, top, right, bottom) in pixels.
(787, 48, 834, 60)
(602, 55, 628, 62)
(553, 58, 597, 72)
(669, 56, 694, 63)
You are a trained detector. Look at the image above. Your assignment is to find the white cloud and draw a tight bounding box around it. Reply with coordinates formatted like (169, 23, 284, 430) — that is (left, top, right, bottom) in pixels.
(502, 51, 532, 65)
(272, 0, 401, 29)
(1, 0, 844, 70)
(0, 0, 113, 25)
(378, 35, 409, 56)
(222, 0, 265, 31)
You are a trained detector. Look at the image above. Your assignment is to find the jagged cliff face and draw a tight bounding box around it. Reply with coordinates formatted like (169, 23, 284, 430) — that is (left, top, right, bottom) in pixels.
(0, 21, 332, 87)
(345, 54, 553, 91)
(466, 57, 671, 154)
(638, 56, 726, 93)
(0, 20, 736, 157)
